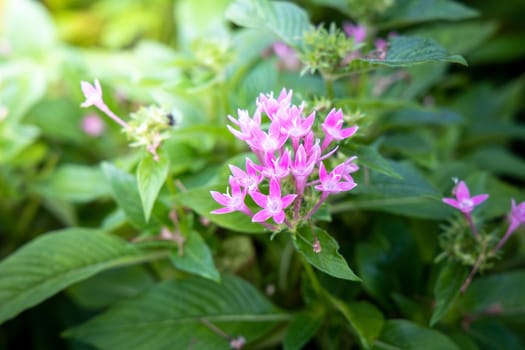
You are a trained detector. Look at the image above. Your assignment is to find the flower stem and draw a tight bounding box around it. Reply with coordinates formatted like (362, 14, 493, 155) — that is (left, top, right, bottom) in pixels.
(492, 224, 515, 253)
(305, 193, 328, 220)
(465, 214, 479, 239)
(99, 104, 130, 129)
(325, 78, 334, 101)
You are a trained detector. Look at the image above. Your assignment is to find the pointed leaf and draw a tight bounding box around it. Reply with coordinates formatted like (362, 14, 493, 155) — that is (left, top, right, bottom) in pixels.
(284, 312, 322, 350)
(102, 162, 147, 229)
(330, 298, 384, 349)
(346, 36, 467, 73)
(430, 263, 469, 326)
(373, 320, 461, 350)
(226, 0, 312, 48)
(171, 230, 220, 282)
(137, 152, 169, 222)
(66, 275, 288, 350)
(0, 228, 168, 324)
(294, 226, 360, 281)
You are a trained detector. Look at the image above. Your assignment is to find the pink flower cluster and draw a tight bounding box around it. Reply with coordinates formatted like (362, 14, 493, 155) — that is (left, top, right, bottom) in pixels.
(443, 179, 525, 251)
(211, 89, 359, 230)
(343, 22, 390, 61)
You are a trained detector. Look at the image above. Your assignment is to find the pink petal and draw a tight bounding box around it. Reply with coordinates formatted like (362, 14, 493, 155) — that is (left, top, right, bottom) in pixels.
(455, 181, 470, 201)
(210, 191, 230, 206)
(250, 191, 268, 208)
(273, 211, 285, 224)
(442, 198, 460, 209)
(252, 209, 272, 222)
(269, 178, 282, 199)
(211, 207, 235, 214)
(472, 194, 489, 205)
(339, 126, 358, 139)
(318, 162, 328, 181)
(281, 194, 297, 208)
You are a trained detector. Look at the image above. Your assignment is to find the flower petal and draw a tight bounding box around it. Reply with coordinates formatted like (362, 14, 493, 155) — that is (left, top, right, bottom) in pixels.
(455, 181, 470, 201)
(472, 194, 489, 205)
(252, 209, 272, 222)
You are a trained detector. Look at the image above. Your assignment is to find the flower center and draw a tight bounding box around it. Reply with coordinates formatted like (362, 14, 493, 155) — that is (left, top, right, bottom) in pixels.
(267, 199, 281, 214)
(459, 198, 474, 211)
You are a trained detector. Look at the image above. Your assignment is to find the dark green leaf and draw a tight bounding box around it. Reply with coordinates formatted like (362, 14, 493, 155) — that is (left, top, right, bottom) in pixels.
(284, 312, 322, 350)
(373, 320, 461, 350)
(461, 270, 525, 316)
(171, 230, 220, 282)
(33, 164, 111, 203)
(0, 228, 168, 324)
(430, 263, 468, 326)
(380, 0, 478, 27)
(346, 36, 467, 73)
(137, 151, 169, 222)
(102, 162, 148, 229)
(351, 144, 403, 179)
(294, 226, 360, 281)
(384, 108, 463, 128)
(330, 298, 384, 349)
(66, 275, 288, 350)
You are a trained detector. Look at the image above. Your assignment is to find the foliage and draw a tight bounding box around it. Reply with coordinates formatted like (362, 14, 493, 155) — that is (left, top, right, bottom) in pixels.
(1, 0, 525, 349)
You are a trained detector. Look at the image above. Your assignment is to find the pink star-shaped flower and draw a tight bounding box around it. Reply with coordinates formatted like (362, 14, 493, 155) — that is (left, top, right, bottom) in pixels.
(315, 162, 357, 194)
(229, 158, 263, 193)
(210, 179, 250, 215)
(442, 181, 489, 214)
(80, 79, 104, 109)
(250, 178, 296, 224)
(321, 108, 358, 150)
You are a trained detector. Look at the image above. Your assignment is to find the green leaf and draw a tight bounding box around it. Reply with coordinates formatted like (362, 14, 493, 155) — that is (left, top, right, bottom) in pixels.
(0, 228, 168, 324)
(380, 0, 478, 28)
(226, 0, 312, 48)
(373, 320, 461, 350)
(346, 36, 467, 73)
(65, 275, 288, 350)
(468, 147, 525, 179)
(430, 263, 468, 326)
(3, 0, 58, 56)
(0, 124, 40, 164)
(461, 270, 525, 316)
(67, 266, 155, 309)
(349, 144, 403, 179)
(294, 226, 360, 281)
(33, 164, 111, 203)
(284, 312, 322, 350)
(330, 298, 384, 349)
(171, 230, 220, 282)
(384, 108, 464, 128)
(102, 162, 148, 229)
(173, 187, 265, 234)
(137, 152, 169, 222)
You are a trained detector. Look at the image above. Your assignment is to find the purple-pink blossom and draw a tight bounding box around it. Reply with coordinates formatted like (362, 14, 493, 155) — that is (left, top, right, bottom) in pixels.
(343, 22, 367, 44)
(272, 42, 301, 71)
(493, 199, 525, 252)
(442, 181, 489, 214)
(211, 89, 359, 230)
(81, 114, 105, 136)
(250, 178, 297, 224)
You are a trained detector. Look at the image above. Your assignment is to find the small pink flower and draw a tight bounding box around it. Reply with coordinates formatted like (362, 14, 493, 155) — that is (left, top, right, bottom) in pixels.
(442, 181, 489, 214)
(81, 114, 105, 136)
(227, 109, 262, 142)
(291, 144, 317, 194)
(321, 108, 358, 150)
(256, 88, 292, 120)
(343, 22, 367, 44)
(315, 162, 357, 194)
(280, 108, 315, 150)
(229, 158, 263, 193)
(210, 179, 251, 215)
(509, 199, 525, 232)
(250, 120, 288, 155)
(260, 151, 291, 179)
(250, 178, 296, 224)
(80, 79, 104, 109)
(272, 42, 301, 71)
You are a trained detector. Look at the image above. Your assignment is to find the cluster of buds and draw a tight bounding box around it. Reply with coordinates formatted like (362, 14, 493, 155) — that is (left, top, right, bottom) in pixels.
(210, 89, 359, 231)
(80, 79, 177, 160)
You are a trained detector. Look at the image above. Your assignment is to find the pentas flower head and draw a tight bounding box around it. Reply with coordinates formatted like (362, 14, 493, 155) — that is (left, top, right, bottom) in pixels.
(343, 22, 367, 44)
(442, 181, 489, 214)
(211, 89, 359, 230)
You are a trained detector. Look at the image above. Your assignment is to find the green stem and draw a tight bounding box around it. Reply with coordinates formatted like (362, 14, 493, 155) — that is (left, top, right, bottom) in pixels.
(325, 77, 334, 101)
(303, 258, 323, 296)
(278, 240, 294, 292)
